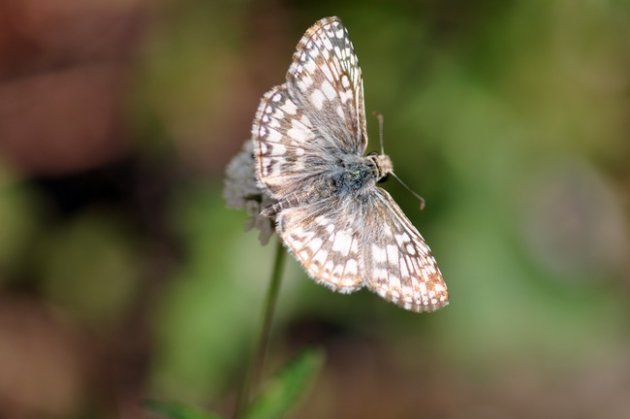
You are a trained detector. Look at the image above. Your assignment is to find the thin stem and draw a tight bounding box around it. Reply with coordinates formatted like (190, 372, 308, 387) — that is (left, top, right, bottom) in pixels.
(234, 239, 286, 418)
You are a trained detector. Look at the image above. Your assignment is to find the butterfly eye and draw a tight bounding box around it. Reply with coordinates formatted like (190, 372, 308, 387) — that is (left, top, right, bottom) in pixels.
(378, 174, 389, 183)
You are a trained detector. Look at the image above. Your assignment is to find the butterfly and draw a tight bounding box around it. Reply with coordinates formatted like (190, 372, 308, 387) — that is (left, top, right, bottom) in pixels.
(250, 16, 448, 312)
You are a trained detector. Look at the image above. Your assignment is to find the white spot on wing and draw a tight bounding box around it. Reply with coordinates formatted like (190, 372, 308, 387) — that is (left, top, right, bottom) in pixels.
(321, 80, 337, 100)
(313, 250, 328, 265)
(288, 127, 308, 142)
(346, 259, 358, 275)
(281, 100, 297, 115)
(273, 143, 286, 154)
(336, 106, 345, 120)
(267, 129, 282, 142)
(308, 238, 323, 253)
(332, 231, 352, 254)
(372, 244, 386, 263)
(395, 233, 410, 246)
(310, 89, 325, 109)
(386, 245, 399, 265)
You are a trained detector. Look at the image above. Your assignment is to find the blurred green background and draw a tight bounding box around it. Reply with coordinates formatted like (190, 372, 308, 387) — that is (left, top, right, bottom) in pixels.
(0, 0, 629, 418)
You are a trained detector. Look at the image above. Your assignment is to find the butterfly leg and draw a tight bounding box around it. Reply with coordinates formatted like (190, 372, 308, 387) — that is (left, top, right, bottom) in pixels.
(261, 193, 303, 217)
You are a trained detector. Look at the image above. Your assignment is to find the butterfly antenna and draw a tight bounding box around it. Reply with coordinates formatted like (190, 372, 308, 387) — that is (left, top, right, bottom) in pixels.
(373, 111, 386, 155)
(372, 112, 426, 210)
(390, 172, 426, 210)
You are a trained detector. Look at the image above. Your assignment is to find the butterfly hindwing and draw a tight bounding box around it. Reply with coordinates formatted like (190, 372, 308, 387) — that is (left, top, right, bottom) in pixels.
(362, 188, 448, 312)
(276, 188, 448, 312)
(252, 84, 319, 197)
(277, 196, 364, 293)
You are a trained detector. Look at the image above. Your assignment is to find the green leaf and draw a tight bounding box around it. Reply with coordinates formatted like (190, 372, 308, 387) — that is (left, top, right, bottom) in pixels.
(144, 400, 224, 419)
(244, 349, 324, 419)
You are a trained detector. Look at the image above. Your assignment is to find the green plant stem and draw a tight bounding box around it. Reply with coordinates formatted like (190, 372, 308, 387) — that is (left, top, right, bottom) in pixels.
(234, 239, 286, 418)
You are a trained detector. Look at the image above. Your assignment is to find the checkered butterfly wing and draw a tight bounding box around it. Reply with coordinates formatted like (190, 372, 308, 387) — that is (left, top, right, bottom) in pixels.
(276, 188, 448, 312)
(363, 188, 447, 311)
(252, 17, 367, 198)
(285, 16, 367, 155)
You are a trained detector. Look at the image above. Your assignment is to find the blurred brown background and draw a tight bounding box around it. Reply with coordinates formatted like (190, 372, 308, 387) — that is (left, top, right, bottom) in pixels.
(0, 0, 629, 418)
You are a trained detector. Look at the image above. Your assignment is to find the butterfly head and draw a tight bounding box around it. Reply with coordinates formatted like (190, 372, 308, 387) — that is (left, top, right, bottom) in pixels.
(367, 152, 393, 182)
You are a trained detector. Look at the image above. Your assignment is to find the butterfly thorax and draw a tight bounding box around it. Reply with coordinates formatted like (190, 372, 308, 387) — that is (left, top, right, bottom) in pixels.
(330, 154, 393, 196)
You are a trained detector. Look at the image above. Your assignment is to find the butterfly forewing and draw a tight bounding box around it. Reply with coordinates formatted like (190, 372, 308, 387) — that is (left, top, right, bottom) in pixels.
(286, 17, 367, 155)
